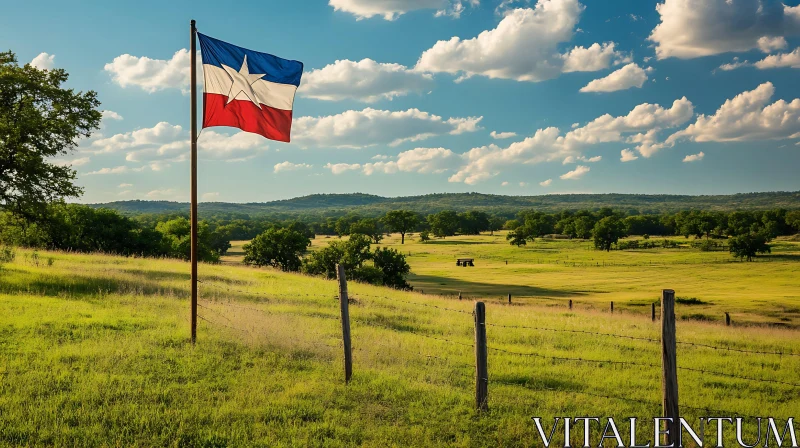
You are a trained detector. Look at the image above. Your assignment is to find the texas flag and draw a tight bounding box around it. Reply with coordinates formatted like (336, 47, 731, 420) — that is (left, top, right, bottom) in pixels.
(197, 33, 303, 142)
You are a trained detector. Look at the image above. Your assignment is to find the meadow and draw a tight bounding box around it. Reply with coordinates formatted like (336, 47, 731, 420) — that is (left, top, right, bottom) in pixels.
(2, 236, 796, 446)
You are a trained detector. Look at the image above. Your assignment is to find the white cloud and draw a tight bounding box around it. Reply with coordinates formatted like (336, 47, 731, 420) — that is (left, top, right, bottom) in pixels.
(560, 97, 694, 154)
(396, 147, 458, 173)
(274, 161, 313, 173)
(448, 96, 693, 184)
(649, 0, 800, 59)
(562, 42, 626, 73)
(449, 127, 566, 184)
(145, 188, 181, 200)
(620, 149, 639, 162)
(371, 154, 390, 160)
(89, 122, 268, 163)
(118, 183, 133, 188)
(758, 36, 789, 53)
(563, 155, 601, 164)
(560, 165, 590, 180)
(84, 166, 132, 175)
(324, 163, 362, 174)
(717, 59, 752, 71)
(580, 63, 649, 93)
(30, 52, 55, 70)
(683, 152, 705, 162)
(501, 181, 510, 186)
(104, 49, 197, 93)
(118, 190, 132, 196)
(201, 192, 220, 201)
(300, 59, 434, 102)
(102, 110, 123, 121)
(519, 182, 529, 187)
(52, 156, 91, 167)
(490, 130, 517, 139)
(754, 47, 800, 69)
(328, 0, 476, 20)
(539, 178, 553, 186)
(415, 1, 626, 82)
(292, 108, 481, 148)
(668, 82, 800, 143)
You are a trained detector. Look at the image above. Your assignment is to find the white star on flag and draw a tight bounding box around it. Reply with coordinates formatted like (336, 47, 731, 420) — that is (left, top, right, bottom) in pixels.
(221, 54, 265, 107)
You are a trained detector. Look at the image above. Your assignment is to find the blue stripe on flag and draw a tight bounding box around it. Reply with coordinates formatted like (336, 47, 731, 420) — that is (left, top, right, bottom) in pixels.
(198, 33, 303, 87)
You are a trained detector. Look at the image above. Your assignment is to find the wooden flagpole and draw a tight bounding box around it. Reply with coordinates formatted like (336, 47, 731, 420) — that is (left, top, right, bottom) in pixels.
(190, 19, 198, 344)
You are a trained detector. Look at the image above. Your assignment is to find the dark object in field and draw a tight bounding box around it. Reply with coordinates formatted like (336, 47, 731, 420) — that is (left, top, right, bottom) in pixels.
(725, 312, 731, 326)
(675, 297, 706, 305)
(456, 258, 475, 266)
(473, 302, 488, 411)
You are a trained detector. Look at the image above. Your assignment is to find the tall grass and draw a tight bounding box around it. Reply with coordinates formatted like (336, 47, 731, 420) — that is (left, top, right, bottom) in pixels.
(0, 248, 798, 446)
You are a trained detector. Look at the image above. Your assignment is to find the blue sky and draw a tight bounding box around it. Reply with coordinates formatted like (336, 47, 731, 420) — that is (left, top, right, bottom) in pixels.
(3, 0, 800, 203)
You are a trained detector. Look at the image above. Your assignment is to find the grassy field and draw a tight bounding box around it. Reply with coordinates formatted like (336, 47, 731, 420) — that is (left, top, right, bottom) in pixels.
(3, 246, 798, 446)
(227, 232, 800, 328)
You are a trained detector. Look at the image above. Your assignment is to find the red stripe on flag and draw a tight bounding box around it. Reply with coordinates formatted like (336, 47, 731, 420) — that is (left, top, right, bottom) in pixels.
(202, 93, 293, 142)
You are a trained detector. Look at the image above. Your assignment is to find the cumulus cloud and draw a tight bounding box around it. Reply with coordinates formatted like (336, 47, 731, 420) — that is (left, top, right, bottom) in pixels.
(88, 122, 269, 164)
(519, 182, 529, 187)
(201, 192, 220, 201)
(562, 42, 627, 72)
(104, 49, 198, 93)
(448, 96, 693, 184)
(30, 52, 55, 70)
(716, 58, 752, 71)
(560, 96, 694, 156)
(649, 0, 800, 59)
(292, 108, 481, 148)
(683, 152, 705, 162)
(329, 0, 477, 20)
(620, 149, 639, 162)
(668, 82, 800, 143)
(580, 63, 649, 93)
(274, 161, 313, 173)
(563, 155, 601, 163)
(560, 165, 590, 180)
(501, 181, 510, 186)
(118, 183, 133, 188)
(84, 166, 134, 175)
(325, 162, 362, 174)
(490, 131, 517, 139)
(754, 47, 800, 69)
(102, 110, 124, 121)
(539, 178, 553, 186)
(415, 1, 627, 82)
(300, 59, 434, 102)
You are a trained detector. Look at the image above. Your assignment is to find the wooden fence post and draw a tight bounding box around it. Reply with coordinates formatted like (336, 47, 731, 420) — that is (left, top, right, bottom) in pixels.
(336, 264, 353, 384)
(458, 291, 462, 301)
(474, 302, 488, 411)
(652, 302, 656, 322)
(611, 301, 614, 313)
(507, 293, 511, 304)
(661, 289, 679, 446)
(725, 312, 731, 326)
(569, 299, 573, 310)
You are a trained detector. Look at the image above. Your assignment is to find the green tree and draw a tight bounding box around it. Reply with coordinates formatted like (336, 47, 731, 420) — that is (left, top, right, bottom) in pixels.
(506, 227, 528, 247)
(458, 211, 490, 235)
(787, 210, 800, 234)
(243, 227, 310, 271)
(729, 231, 771, 262)
(592, 216, 626, 251)
(573, 216, 595, 239)
(350, 218, 383, 244)
(488, 215, 506, 235)
(418, 230, 431, 242)
(427, 210, 460, 238)
(372, 247, 411, 289)
(0, 51, 102, 220)
(156, 217, 222, 263)
(381, 210, 420, 244)
(303, 234, 373, 279)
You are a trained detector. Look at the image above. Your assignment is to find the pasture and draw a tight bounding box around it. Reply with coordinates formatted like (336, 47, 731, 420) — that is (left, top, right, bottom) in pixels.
(227, 232, 800, 328)
(1, 239, 799, 446)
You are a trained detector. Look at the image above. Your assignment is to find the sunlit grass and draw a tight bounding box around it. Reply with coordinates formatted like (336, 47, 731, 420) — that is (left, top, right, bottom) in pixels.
(1, 247, 798, 446)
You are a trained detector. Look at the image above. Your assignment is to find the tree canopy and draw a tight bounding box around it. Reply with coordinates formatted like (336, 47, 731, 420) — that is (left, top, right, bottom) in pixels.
(0, 51, 101, 220)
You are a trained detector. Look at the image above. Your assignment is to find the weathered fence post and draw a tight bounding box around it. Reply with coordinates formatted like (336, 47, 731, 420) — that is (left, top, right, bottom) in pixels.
(652, 302, 656, 322)
(568, 299, 573, 310)
(611, 301, 614, 313)
(336, 264, 353, 384)
(474, 302, 488, 412)
(725, 312, 731, 326)
(458, 291, 462, 301)
(661, 289, 679, 446)
(507, 293, 511, 304)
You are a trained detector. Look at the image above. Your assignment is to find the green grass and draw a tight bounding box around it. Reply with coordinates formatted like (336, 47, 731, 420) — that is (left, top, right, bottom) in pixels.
(1, 247, 799, 446)
(294, 232, 800, 328)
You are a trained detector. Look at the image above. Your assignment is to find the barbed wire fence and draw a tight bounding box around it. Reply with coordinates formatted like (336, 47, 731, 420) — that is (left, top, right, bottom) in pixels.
(194, 266, 796, 445)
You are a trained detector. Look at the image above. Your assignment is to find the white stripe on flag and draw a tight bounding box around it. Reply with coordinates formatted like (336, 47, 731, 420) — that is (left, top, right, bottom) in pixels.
(203, 64, 297, 111)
